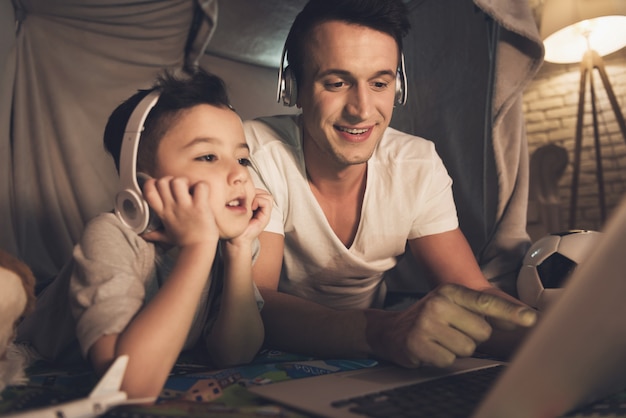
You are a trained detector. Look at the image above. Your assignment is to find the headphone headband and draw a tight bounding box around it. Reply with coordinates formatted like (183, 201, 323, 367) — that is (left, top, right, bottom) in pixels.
(276, 45, 289, 104)
(114, 90, 161, 233)
(277, 45, 408, 107)
(397, 52, 408, 106)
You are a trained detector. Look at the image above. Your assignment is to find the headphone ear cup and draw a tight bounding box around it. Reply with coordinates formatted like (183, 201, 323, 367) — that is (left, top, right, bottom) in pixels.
(395, 52, 408, 106)
(395, 72, 402, 105)
(282, 66, 298, 107)
(115, 188, 151, 234)
(395, 71, 406, 106)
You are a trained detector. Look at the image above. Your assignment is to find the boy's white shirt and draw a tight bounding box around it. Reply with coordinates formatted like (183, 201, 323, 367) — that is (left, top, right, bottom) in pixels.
(16, 212, 262, 362)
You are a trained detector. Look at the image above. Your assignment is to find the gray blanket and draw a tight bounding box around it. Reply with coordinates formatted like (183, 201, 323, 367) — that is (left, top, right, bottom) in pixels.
(391, 0, 544, 295)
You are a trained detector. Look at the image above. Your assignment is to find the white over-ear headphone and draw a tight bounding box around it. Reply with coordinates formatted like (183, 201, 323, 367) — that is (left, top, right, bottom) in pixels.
(114, 90, 162, 234)
(276, 44, 408, 107)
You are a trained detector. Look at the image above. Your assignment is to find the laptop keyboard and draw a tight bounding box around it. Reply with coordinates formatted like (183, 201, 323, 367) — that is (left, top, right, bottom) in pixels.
(563, 390, 626, 417)
(330, 364, 626, 418)
(331, 365, 504, 418)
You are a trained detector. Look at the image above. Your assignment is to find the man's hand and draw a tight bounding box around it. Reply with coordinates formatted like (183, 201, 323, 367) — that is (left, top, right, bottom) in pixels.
(366, 284, 537, 368)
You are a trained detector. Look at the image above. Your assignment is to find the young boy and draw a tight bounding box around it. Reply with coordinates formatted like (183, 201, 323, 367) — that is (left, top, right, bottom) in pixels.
(16, 69, 271, 399)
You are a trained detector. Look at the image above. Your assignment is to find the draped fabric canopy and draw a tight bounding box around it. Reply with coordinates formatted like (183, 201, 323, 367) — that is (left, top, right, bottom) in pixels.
(390, 0, 544, 293)
(1, 0, 217, 281)
(1, 0, 543, 295)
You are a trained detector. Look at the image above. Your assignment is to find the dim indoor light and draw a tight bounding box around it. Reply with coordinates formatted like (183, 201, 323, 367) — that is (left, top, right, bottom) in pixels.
(540, 0, 626, 228)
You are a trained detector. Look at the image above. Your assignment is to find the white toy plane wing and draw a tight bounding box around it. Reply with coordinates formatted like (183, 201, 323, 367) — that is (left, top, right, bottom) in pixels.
(4, 355, 155, 418)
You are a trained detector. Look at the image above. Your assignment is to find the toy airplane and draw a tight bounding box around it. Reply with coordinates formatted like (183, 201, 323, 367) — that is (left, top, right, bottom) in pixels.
(4, 355, 156, 418)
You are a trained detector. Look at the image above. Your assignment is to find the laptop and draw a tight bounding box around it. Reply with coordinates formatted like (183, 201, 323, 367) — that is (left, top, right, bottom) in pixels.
(249, 196, 626, 418)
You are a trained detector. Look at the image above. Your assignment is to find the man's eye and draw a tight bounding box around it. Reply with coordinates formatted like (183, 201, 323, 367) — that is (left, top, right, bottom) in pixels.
(325, 81, 346, 90)
(372, 81, 389, 90)
(238, 158, 252, 167)
(197, 154, 217, 162)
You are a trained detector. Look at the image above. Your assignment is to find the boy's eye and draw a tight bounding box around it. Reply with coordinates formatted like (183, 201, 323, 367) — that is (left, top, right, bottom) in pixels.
(197, 154, 217, 162)
(238, 158, 252, 167)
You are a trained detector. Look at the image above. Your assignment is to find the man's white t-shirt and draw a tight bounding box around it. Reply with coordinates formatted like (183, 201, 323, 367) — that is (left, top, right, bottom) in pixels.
(244, 114, 458, 310)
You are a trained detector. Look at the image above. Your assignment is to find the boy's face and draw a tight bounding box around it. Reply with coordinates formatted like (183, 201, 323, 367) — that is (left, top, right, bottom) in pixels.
(297, 20, 398, 168)
(153, 104, 256, 239)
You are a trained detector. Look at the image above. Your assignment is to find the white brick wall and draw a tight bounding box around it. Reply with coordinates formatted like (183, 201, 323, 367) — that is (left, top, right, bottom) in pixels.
(523, 48, 626, 232)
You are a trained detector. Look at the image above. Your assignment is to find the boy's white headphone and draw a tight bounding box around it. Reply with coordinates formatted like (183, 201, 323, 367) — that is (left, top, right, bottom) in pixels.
(276, 45, 408, 107)
(114, 90, 162, 234)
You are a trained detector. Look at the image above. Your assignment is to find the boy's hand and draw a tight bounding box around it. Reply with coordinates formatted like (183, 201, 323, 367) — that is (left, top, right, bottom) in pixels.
(140, 176, 219, 248)
(227, 189, 273, 247)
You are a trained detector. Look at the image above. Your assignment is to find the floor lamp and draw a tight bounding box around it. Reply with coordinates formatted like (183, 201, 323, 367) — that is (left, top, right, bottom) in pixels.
(540, 0, 626, 229)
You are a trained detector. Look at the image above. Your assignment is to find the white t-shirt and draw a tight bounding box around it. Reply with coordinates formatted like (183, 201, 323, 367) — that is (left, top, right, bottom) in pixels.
(244, 114, 458, 310)
(17, 213, 263, 362)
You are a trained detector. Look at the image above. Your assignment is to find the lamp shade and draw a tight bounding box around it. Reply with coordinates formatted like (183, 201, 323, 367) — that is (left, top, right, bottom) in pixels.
(541, 0, 626, 63)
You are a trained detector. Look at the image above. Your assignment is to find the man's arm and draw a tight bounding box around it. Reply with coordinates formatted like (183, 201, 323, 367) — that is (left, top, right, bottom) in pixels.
(252, 231, 370, 357)
(408, 228, 504, 291)
(253, 230, 536, 366)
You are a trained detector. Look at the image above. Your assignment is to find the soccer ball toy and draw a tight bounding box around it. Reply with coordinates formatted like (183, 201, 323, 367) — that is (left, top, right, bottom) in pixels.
(517, 230, 602, 311)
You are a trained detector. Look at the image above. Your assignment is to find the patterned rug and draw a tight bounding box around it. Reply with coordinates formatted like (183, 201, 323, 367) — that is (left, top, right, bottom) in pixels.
(0, 349, 378, 417)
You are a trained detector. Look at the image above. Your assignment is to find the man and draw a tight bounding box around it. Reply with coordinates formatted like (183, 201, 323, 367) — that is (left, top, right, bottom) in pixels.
(245, 0, 536, 369)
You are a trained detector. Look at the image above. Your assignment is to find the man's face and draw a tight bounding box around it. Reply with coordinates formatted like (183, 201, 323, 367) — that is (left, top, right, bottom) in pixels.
(297, 20, 399, 168)
(153, 104, 256, 240)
